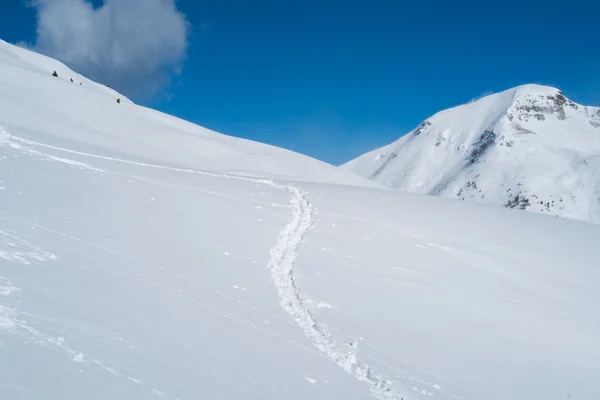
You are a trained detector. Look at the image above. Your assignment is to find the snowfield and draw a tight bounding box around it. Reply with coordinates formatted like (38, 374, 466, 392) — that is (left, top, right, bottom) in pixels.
(1, 40, 600, 400)
(343, 85, 600, 224)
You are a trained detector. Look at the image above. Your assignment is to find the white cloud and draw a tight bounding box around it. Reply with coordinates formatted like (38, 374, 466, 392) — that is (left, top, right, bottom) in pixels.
(31, 0, 189, 98)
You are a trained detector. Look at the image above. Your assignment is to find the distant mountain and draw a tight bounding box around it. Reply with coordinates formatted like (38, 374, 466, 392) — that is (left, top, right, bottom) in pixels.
(343, 84, 600, 223)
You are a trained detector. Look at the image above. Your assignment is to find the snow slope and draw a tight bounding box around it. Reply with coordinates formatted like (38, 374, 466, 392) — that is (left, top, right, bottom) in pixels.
(343, 85, 600, 224)
(1, 41, 600, 400)
(0, 40, 372, 186)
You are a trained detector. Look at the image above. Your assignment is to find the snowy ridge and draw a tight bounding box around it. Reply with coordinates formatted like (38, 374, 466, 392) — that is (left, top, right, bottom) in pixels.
(343, 84, 600, 223)
(0, 39, 374, 187)
(0, 125, 402, 398)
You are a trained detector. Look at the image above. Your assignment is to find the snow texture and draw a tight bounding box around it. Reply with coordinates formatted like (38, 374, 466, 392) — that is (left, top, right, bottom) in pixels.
(1, 40, 599, 400)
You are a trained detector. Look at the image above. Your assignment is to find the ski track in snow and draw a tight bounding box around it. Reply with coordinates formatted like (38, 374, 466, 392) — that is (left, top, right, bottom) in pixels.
(0, 278, 173, 398)
(0, 127, 404, 399)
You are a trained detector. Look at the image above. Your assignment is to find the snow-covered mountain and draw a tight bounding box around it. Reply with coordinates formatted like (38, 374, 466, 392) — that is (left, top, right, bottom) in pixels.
(2, 40, 600, 400)
(342, 85, 600, 224)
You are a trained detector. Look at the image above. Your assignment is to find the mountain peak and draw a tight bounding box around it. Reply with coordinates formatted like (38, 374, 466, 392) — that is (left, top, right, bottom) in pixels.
(343, 85, 600, 224)
(508, 85, 582, 124)
(510, 83, 561, 98)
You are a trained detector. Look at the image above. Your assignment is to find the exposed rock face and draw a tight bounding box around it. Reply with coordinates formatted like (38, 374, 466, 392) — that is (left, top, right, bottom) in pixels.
(511, 91, 579, 122)
(413, 120, 432, 136)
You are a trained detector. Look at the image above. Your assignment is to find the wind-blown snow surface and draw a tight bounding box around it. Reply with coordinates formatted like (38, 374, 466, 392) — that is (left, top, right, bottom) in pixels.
(343, 85, 600, 224)
(1, 41, 600, 400)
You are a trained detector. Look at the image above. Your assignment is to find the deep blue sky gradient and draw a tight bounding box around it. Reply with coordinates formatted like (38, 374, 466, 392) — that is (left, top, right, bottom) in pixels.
(1, 0, 599, 164)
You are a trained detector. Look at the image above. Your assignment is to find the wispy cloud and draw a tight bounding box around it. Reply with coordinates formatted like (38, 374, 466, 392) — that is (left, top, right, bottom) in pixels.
(468, 90, 493, 103)
(30, 0, 190, 99)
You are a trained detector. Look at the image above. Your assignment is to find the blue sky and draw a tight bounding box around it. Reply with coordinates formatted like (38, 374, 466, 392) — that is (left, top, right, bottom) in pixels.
(1, 0, 599, 164)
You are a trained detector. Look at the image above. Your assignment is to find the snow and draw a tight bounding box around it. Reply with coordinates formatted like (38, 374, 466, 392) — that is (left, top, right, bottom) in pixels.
(343, 84, 600, 224)
(0, 40, 373, 186)
(1, 40, 600, 400)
